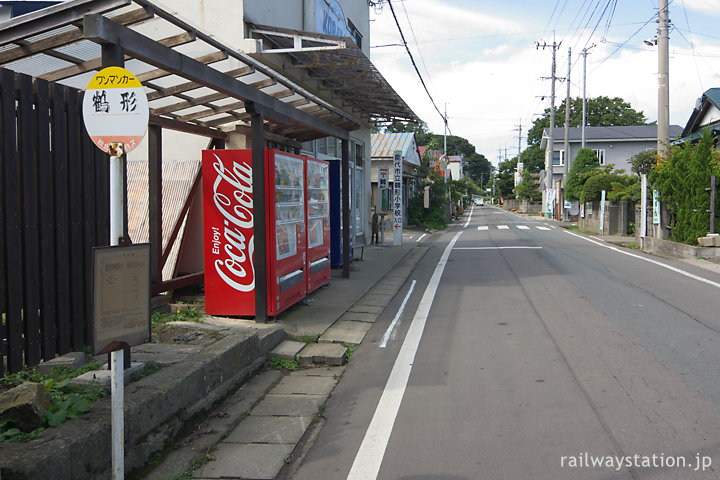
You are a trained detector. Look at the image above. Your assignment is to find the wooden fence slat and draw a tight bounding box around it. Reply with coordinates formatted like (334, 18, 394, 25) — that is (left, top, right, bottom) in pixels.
(0, 69, 6, 377)
(36, 77, 57, 361)
(81, 131, 95, 344)
(2, 69, 25, 374)
(52, 82, 72, 355)
(67, 89, 85, 350)
(18, 73, 42, 366)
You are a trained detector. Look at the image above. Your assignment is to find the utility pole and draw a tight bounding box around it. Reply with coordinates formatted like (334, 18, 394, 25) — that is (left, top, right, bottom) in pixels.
(563, 47, 571, 208)
(537, 38, 560, 209)
(516, 121, 522, 160)
(443, 103, 448, 158)
(657, 0, 670, 155)
(581, 44, 595, 148)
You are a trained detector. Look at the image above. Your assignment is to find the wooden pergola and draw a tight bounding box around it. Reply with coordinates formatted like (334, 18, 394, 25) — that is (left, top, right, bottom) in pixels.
(0, 0, 417, 321)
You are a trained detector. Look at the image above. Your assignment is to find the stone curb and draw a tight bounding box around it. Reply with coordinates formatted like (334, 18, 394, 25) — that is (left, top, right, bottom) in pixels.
(0, 330, 284, 480)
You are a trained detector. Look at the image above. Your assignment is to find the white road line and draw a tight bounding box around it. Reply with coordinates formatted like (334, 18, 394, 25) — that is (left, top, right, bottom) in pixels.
(416, 233, 427, 243)
(537, 226, 551, 231)
(463, 206, 473, 228)
(379, 280, 417, 348)
(455, 246, 543, 250)
(498, 225, 510, 230)
(478, 226, 489, 231)
(517, 225, 530, 230)
(565, 230, 720, 290)
(347, 231, 463, 480)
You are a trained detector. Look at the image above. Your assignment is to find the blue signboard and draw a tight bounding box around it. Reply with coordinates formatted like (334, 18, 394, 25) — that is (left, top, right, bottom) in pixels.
(316, 0, 350, 37)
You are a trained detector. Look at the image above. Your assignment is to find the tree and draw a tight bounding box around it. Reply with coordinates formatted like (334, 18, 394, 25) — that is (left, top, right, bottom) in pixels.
(519, 145, 544, 173)
(465, 152, 492, 187)
(649, 130, 720, 244)
(372, 120, 429, 135)
(527, 96, 648, 147)
(495, 158, 517, 199)
(565, 148, 602, 201)
(515, 168, 541, 201)
(630, 150, 658, 176)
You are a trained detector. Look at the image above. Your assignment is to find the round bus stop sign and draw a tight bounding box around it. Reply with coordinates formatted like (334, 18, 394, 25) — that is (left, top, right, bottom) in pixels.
(82, 66, 149, 154)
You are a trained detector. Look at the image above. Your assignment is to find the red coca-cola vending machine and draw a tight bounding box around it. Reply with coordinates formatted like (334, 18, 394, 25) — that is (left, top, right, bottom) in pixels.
(202, 149, 307, 316)
(304, 156, 331, 293)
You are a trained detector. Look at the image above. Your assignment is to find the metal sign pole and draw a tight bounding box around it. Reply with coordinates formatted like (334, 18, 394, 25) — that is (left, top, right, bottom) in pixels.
(109, 145, 124, 480)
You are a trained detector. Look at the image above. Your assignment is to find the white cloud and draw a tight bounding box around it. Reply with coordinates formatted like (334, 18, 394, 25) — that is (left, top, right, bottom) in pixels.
(682, 0, 720, 16)
(370, 1, 720, 165)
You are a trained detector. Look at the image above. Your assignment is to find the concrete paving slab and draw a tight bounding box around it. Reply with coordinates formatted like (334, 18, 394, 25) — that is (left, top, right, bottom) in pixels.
(196, 443, 293, 479)
(272, 375, 338, 395)
(38, 352, 86, 375)
(346, 304, 384, 314)
(358, 294, 392, 306)
(297, 343, 347, 366)
(339, 311, 378, 323)
(225, 415, 312, 444)
(71, 362, 145, 388)
(289, 366, 345, 378)
(130, 343, 203, 365)
(251, 394, 326, 417)
(318, 320, 372, 345)
(269, 340, 306, 361)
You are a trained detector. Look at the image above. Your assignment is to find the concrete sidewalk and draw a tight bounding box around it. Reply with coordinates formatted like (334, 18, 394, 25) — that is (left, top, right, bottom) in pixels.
(141, 231, 431, 480)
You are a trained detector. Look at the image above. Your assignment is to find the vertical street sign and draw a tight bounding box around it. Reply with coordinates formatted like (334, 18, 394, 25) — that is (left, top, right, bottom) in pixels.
(393, 151, 403, 245)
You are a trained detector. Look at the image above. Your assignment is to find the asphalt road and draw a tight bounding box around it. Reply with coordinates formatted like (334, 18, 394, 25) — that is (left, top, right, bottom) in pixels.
(290, 206, 720, 480)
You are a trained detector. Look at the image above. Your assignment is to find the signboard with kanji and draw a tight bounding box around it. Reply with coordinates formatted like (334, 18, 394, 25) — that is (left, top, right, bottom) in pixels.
(378, 167, 389, 189)
(393, 151, 403, 245)
(82, 66, 149, 154)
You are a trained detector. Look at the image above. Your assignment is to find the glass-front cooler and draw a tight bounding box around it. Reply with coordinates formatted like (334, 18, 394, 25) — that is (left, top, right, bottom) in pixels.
(305, 157, 331, 293)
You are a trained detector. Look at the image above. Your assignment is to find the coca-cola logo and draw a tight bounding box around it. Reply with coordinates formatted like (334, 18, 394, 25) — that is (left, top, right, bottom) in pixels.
(210, 153, 255, 292)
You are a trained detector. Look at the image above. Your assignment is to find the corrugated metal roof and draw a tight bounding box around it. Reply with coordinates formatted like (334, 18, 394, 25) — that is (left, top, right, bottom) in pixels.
(370, 132, 416, 158)
(127, 159, 200, 281)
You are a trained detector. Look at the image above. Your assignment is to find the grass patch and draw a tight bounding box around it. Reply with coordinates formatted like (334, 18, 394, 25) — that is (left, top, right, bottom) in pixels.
(151, 307, 203, 326)
(269, 357, 299, 371)
(0, 362, 106, 442)
(130, 361, 161, 382)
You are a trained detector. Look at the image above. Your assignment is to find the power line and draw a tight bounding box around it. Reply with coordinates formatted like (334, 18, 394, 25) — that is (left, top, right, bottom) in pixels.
(385, 0, 448, 130)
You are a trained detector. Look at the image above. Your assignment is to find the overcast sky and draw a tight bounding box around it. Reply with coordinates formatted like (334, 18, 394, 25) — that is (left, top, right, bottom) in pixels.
(369, 0, 720, 165)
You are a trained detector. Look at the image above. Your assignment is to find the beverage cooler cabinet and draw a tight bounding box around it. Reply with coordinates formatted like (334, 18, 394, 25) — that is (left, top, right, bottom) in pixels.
(202, 149, 307, 317)
(304, 157, 331, 293)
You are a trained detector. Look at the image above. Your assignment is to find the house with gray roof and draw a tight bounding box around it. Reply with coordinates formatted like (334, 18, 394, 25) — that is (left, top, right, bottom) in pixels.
(540, 125, 683, 185)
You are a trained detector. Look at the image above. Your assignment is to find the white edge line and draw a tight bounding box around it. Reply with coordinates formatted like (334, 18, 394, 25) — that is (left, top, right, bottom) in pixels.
(454, 246, 543, 250)
(416, 233, 427, 243)
(379, 280, 417, 348)
(564, 230, 720, 289)
(463, 206, 473, 228)
(347, 231, 463, 480)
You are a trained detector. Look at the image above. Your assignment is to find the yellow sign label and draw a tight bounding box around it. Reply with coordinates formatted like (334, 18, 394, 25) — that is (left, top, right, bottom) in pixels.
(86, 66, 142, 89)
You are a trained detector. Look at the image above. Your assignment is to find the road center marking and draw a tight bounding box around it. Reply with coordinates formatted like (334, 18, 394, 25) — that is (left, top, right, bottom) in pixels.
(478, 226, 489, 231)
(565, 230, 720, 289)
(498, 225, 509, 230)
(347, 231, 463, 480)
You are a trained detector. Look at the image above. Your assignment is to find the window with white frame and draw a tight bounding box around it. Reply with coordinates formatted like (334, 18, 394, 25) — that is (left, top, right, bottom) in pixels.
(594, 149, 606, 165)
(552, 150, 564, 166)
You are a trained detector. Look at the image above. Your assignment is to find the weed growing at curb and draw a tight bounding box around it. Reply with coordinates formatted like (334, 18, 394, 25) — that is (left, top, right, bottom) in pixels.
(343, 343, 356, 362)
(269, 357, 299, 371)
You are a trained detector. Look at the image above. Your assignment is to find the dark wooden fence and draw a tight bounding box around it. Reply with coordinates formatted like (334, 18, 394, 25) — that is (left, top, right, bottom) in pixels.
(1, 67, 109, 377)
